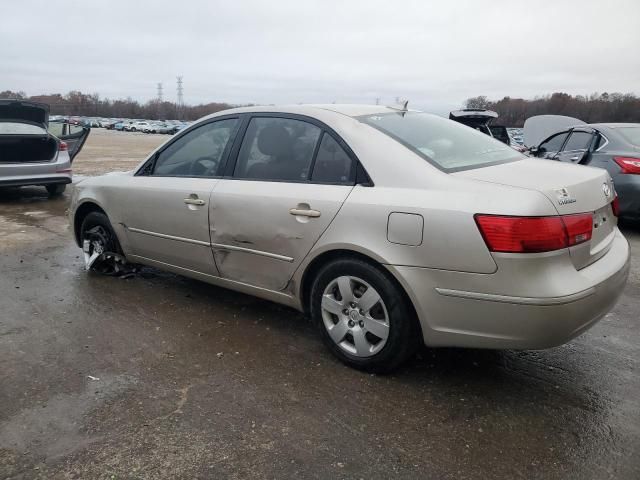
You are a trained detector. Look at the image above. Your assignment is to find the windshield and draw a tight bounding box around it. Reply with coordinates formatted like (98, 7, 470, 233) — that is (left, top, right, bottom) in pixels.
(0, 122, 47, 135)
(359, 112, 523, 171)
(616, 126, 640, 147)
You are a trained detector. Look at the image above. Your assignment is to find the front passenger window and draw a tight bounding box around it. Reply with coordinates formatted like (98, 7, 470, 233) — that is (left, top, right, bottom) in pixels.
(538, 132, 568, 154)
(153, 119, 239, 177)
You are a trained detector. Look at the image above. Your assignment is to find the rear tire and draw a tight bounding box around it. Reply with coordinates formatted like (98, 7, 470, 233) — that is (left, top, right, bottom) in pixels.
(46, 184, 66, 196)
(310, 257, 420, 373)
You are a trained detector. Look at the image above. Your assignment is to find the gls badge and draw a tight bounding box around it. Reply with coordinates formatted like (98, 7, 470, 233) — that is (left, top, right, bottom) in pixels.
(555, 188, 576, 206)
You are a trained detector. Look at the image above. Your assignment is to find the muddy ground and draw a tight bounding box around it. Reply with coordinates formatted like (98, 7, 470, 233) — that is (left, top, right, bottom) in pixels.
(1, 129, 639, 479)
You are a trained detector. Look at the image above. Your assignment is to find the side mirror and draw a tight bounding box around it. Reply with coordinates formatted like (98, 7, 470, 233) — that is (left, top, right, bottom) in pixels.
(528, 146, 541, 156)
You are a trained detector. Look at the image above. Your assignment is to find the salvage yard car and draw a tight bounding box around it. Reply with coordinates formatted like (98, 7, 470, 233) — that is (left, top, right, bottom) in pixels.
(0, 100, 89, 195)
(70, 105, 630, 372)
(449, 108, 520, 149)
(525, 115, 640, 221)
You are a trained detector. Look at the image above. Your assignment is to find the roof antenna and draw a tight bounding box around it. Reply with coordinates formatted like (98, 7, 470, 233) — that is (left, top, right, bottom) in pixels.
(388, 99, 409, 115)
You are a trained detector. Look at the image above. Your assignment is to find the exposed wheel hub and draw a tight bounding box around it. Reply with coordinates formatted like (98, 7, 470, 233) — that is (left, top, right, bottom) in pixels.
(81, 225, 133, 276)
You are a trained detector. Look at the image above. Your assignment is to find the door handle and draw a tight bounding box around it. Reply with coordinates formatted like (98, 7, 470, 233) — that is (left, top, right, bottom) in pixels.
(570, 156, 580, 161)
(184, 198, 205, 206)
(289, 208, 321, 218)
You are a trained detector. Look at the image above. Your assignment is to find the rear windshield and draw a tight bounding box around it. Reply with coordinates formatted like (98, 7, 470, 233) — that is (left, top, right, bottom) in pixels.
(0, 122, 46, 135)
(616, 126, 640, 147)
(359, 112, 523, 172)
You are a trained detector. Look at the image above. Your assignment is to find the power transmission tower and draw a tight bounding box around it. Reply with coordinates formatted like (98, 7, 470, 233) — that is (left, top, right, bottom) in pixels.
(157, 82, 163, 102)
(176, 76, 184, 119)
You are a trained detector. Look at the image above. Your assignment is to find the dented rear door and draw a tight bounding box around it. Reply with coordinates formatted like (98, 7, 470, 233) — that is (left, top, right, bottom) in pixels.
(209, 180, 353, 291)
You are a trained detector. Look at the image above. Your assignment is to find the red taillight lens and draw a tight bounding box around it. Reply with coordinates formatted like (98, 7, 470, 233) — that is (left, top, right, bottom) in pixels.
(611, 195, 620, 217)
(562, 213, 593, 246)
(475, 213, 593, 253)
(613, 156, 640, 174)
(59, 141, 68, 151)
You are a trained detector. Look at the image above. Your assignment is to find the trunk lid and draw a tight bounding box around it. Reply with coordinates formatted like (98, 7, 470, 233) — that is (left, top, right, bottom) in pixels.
(455, 159, 617, 269)
(449, 109, 498, 129)
(0, 100, 49, 129)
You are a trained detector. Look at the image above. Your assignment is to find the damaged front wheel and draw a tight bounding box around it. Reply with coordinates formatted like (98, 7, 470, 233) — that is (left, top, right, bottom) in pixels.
(80, 212, 130, 276)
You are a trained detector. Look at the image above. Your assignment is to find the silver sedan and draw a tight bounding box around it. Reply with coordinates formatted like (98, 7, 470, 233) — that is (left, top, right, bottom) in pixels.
(70, 105, 630, 372)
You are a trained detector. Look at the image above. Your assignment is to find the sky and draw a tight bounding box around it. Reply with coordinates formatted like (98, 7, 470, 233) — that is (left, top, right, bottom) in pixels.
(2, 0, 639, 114)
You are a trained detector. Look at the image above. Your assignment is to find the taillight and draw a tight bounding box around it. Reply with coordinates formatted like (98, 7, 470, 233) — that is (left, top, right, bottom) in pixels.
(562, 214, 593, 246)
(611, 195, 620, 217)
(475, 213, 593, 253)
(59, 141, 68, 151)
(613, 156, 640, 174)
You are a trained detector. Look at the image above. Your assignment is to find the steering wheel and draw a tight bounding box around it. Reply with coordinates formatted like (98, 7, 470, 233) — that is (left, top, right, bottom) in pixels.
(190, 156, 217, 176)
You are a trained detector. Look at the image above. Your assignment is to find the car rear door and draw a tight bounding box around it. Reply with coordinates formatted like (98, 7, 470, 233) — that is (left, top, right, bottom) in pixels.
(117, 116, 241, 276)
(209, 114, 356, 291)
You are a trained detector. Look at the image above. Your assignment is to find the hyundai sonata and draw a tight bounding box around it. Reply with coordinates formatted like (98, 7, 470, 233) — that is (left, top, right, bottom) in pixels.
(70, 105, 630, 372)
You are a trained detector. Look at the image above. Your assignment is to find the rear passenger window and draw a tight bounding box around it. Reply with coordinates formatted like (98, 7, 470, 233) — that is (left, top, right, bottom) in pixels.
(234, 117, 321, 181)
(311, 134, 353, 183)
(562, 131, 592, 151)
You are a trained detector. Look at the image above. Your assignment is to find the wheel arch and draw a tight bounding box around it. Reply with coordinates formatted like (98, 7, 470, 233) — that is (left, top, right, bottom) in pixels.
(73, 201, 107, 246)
(298, 248, 423, 340)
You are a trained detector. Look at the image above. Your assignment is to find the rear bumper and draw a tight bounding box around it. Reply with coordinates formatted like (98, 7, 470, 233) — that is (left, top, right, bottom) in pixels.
(0, 175, 72, 187)
(616, 174, 640, 220)
(388, 229, 630, 349)
(0, 152, 72, 188)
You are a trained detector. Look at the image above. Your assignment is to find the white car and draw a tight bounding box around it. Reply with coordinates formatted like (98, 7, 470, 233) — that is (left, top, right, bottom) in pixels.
(130, 121, 150, 133)
(70, 104, 630, 372)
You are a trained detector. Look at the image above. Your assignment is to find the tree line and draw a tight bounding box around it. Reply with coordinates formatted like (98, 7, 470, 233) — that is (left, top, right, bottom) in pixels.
(465, 92, 640, 127)
(2, 89, 638, 126)
(0, 90, 235, 121)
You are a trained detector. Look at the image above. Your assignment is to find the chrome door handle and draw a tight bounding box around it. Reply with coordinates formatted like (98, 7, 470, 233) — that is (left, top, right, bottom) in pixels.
(570, 156, 580, 161)
(289, 208, 321, 218)
(184, 198, 205, 206)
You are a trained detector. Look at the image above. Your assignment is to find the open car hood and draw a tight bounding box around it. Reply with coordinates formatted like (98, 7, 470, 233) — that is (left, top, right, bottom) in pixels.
(0, 100, 49, 129)
(449, 109, 498, 128)
(523, 114, 584, 147)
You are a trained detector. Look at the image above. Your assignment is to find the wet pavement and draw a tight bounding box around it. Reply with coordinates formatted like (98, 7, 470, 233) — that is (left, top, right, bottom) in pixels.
(1, 186, 639, 479)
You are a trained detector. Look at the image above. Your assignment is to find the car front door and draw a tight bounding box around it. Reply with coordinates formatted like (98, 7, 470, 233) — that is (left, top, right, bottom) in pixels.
(210, 115, 356, 291)
(117, 117, 240, 276)
(555, 129, 596, 163)
(534, 131, 570, 159)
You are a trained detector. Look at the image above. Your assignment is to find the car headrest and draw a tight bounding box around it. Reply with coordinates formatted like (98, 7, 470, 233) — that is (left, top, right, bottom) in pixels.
(257, 125, 291, 156)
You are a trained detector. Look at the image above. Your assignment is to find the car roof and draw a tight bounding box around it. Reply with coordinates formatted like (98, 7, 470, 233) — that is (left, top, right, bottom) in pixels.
(216, 104, 407, 118)
(587, 123, 640, 129)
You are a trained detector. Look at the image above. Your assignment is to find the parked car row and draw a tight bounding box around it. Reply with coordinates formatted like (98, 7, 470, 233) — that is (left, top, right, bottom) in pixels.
(49, 115, 191, 135)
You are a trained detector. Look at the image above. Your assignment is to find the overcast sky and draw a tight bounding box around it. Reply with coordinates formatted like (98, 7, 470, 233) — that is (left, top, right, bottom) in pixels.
(2, 0, 639, 114)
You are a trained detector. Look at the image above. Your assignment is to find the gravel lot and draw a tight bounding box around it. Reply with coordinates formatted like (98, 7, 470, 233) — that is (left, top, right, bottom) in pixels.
(1, 129, 639, 479)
